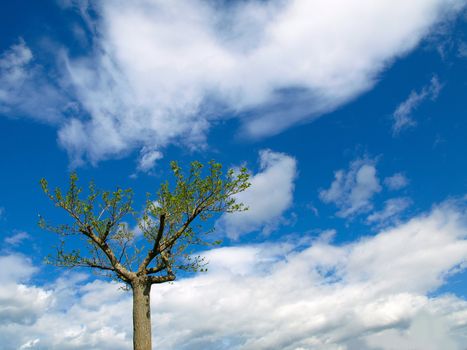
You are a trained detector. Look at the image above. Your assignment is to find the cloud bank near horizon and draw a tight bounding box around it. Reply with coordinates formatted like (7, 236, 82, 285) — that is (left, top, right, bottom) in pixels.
(0, 0, 465, 167)
(1, 199, 467, 349)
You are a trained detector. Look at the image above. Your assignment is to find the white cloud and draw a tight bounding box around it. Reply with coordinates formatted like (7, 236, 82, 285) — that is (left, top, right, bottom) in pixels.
(136, 148, 163, 173)
(0, 255, 38, 284)
(0, 40, 70, 123)
(217, 149, 297, 239)
(320, 158, 382, 218)
(366, 197, 412, 225)
(364, 303, 466, 350)
(19, 338, 40, 349)
(0, 268, 132, 350)
(2, 1, 464, 164)
(384, 172, 409, 190)
(1, 200, 467, 349)
(392, 75, 443, 135)
(4, 231, 31, 246)
(0, 255, 49, 328)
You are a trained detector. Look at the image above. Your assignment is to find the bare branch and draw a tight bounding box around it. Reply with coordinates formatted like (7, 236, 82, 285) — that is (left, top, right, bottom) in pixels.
(78, 261, 115, 272)
(138, 213, 166, 273)
(159, 208, 200, 253)
(80, 226, 134, 281)
(148, 273, 175, 284)
(118, 240, 129, 264)
(145, 261, 166, 275)
(148, 252, 175, 284)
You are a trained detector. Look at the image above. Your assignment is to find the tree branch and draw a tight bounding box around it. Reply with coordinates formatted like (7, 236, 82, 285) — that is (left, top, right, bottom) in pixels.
(148, 273, 175, 284)
(80, 226, 134, 281)
(148, 252, 175, 284)
(145, 261, 166, 275)
(79, 260, 115, 272)
(138, 213, 166, 273)
(158, 208, 200, 254)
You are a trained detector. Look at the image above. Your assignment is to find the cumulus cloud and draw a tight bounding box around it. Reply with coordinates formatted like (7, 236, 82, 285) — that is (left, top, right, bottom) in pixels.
(0, 255, 49, 328)
(364, 303, 467, 350)
(1, 1, 465, 165)
(392, 75, 443, 135)
(384, 172, 409, 190)
(217, 149, 297, 239)
(1, 200, 467, 349)
(0, 272, 131, 350)
(0, 255, 38, 284)
(320, 158, 382, 218)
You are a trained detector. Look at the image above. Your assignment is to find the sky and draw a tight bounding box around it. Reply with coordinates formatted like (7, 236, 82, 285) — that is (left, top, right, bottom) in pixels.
(1, 0, 467, 349)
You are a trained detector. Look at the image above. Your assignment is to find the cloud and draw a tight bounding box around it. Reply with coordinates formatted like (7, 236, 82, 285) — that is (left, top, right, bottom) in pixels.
(320, 158, 382, 218)
(136, 148, 163, 173)
(384, 172, 409, 190)
(0, 265, 134, 349)
(2, 1, 465, 165)
(0, 255, 49, 328)
(0, 254, 38, 284)
(458, 41, 467, 57)
(366, 197, 412, 225)
(19, 338, 40, 349)
(1, 200, 467, 349)
(363, 304, 466, 350)
(217, 149, 297, 239)
(4, 232, 31, 246)
(0, 40, 71, 123)
(392, 75, 443, 135)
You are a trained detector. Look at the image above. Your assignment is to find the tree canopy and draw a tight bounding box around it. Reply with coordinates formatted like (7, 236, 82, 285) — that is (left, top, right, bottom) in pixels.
(39, 160, 250, 287)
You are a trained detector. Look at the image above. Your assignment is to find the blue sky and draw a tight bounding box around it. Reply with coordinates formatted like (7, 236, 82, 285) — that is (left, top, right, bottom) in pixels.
(1, 1, 467, 349)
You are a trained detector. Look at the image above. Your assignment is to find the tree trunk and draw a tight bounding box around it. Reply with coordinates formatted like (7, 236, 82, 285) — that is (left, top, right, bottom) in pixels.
(132, 280, 152, 350)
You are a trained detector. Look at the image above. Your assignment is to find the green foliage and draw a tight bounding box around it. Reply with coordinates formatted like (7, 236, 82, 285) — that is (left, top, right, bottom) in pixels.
(40, 160, 250, 286)
(40, 174, 134, 238)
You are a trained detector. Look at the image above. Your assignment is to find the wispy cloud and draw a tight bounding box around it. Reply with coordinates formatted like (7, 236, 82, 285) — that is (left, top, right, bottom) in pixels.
(366, 197, 412, 225)
(1, 1, 464, 166)
(458, 41, 467, 57)
(384, 172, 409, 190)
(392, 75, 443, 135)
(1, 200, 467, 349)
(4, 231, 30, 246)
(0, 40, 71, 123)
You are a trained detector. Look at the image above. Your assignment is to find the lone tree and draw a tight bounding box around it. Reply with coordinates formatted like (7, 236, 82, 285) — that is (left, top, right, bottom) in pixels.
(40, 161, 250, 350)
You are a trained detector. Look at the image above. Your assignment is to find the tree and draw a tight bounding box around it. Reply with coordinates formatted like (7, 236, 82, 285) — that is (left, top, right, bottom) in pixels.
(39, 161, 250, 350)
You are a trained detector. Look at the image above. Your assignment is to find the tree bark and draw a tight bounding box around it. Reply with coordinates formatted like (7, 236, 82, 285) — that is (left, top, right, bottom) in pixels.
(132, 280, 152, 350)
